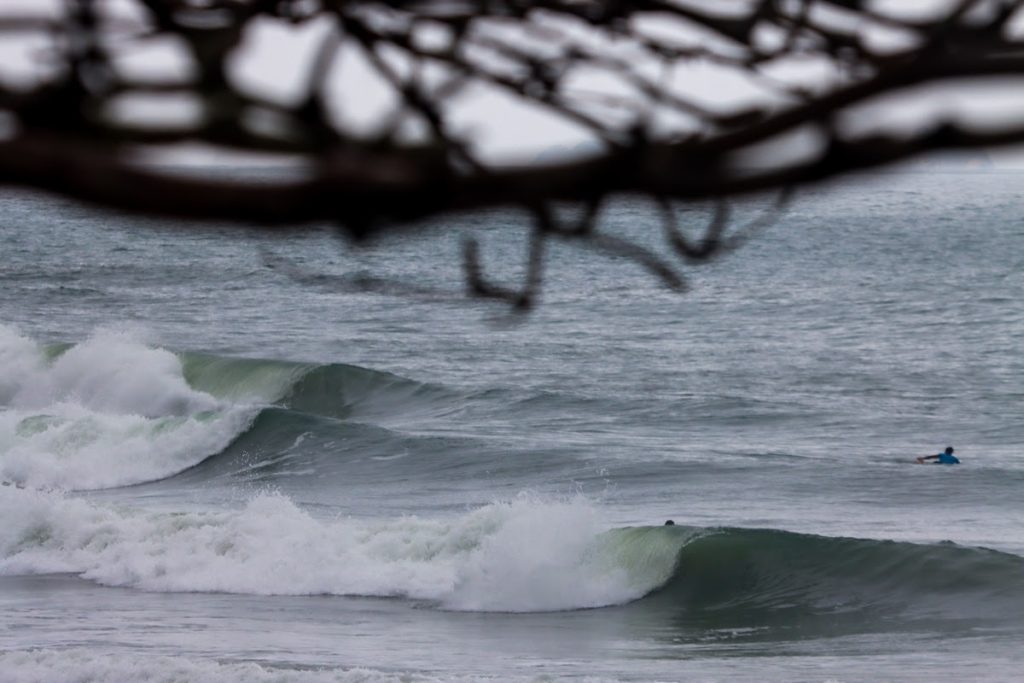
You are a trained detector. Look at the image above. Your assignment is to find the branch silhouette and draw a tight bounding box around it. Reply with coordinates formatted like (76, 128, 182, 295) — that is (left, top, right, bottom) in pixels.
(2, 0, 1021, 306)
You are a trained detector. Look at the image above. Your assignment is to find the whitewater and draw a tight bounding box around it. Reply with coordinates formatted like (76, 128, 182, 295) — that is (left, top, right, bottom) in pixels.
(2, 171, 1023, 682)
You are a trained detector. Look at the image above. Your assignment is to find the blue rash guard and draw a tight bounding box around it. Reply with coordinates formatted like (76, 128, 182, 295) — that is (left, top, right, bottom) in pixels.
(936, 452, 961, 465)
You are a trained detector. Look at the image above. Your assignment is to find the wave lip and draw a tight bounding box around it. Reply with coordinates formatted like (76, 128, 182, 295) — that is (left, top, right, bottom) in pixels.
(181, 351, 449, 423)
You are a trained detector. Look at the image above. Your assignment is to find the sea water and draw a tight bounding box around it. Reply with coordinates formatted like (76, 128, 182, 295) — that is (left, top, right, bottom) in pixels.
(1, 171, 1022, 682)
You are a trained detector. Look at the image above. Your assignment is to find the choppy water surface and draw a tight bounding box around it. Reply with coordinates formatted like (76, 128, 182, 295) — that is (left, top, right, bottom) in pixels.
(1, 171, 1023, 682)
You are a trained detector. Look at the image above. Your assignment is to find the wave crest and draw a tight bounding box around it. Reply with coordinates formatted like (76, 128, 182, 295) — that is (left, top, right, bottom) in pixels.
(2, 486, 1022, 618)
(0, 328, 256, 489)
(0, 328, 439, 490)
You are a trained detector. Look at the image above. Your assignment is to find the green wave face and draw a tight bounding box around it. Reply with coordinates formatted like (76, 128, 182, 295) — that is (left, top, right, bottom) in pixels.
(180, 353, 316, 405)
(608, 525, 1024, 637)
(180, 352, 447, 421)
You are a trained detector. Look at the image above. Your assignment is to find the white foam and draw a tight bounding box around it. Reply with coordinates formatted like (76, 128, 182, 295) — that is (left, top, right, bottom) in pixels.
(0, 326, 44, 406)
(445, 498, 651, 612)
(0, 326, 257, 489)
(0, 488, 676, 612)
(10, 328, 218, 417)
(0, 648, 630, 683)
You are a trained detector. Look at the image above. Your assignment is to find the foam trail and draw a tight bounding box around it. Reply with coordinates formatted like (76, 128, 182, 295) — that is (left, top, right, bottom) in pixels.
(0, 327, 257, 489)
(0, 649, 631, 683)
(0, 488, 679, 612)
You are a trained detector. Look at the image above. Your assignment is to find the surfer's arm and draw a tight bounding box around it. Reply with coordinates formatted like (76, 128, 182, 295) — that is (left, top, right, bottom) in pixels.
(916, 455, 938, 463)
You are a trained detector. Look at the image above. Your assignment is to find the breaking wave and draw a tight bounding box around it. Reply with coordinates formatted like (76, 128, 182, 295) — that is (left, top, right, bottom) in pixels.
(2, 486, 1021, 619)
(0, 327, 446, 490)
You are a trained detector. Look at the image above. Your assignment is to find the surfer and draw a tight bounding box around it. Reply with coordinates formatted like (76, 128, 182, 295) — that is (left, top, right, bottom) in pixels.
(916, 446, 960, 465)
(664, 520, 675, 526)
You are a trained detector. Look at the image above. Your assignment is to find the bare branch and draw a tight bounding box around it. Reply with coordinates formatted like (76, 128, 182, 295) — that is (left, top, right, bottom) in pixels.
(2, 0, 1023, 306)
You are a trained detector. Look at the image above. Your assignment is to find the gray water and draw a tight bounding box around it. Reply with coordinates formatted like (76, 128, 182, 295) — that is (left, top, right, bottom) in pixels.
(1, 171, 1022, 682)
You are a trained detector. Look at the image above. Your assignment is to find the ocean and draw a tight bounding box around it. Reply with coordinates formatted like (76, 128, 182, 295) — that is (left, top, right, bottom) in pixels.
(1, 170, 1022, 682)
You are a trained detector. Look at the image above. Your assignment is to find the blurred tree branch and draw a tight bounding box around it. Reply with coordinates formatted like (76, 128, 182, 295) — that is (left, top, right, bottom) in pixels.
(2, 0, 1023, 305)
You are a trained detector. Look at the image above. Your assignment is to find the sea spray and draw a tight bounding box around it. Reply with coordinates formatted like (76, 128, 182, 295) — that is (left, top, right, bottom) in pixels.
(443, 499, 683, 611)
(10, 328, 218, 417)
(0, 326, 44, 406)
